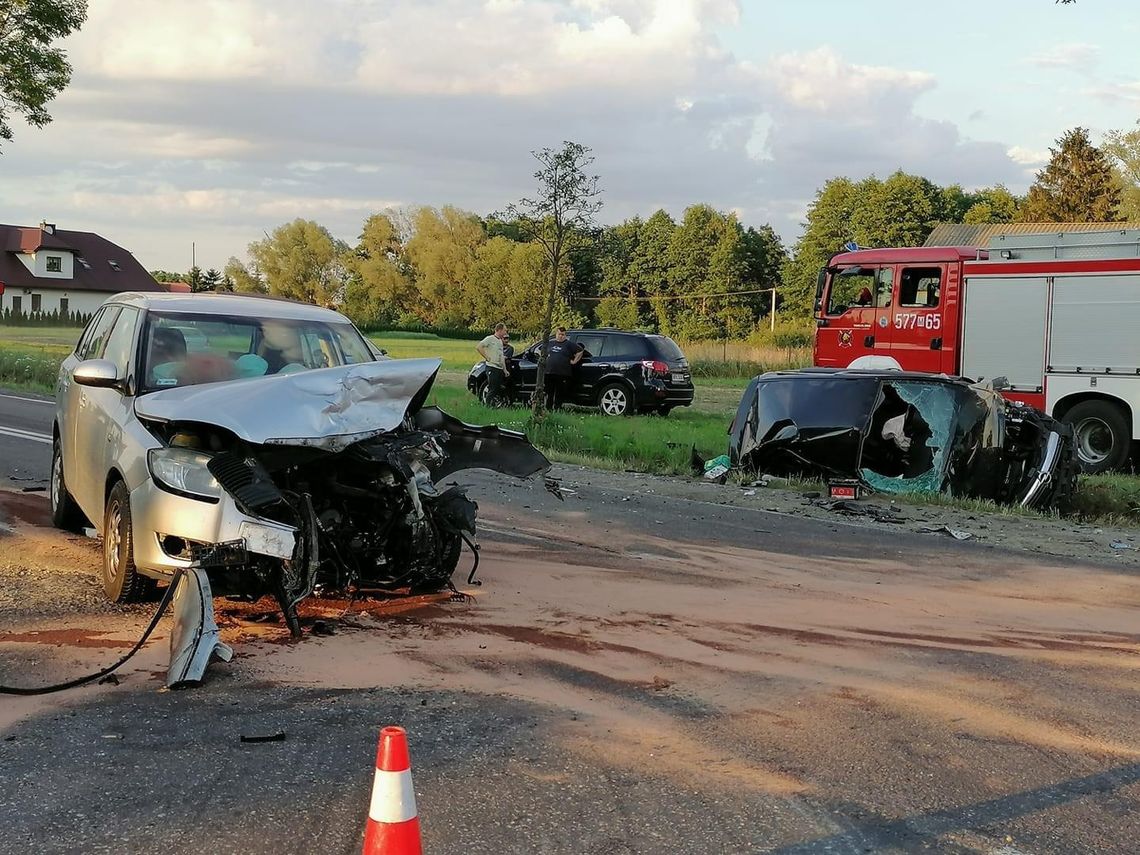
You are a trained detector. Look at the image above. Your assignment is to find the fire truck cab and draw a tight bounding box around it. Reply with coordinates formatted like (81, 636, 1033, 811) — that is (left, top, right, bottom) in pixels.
(814, 231, 1140, 473)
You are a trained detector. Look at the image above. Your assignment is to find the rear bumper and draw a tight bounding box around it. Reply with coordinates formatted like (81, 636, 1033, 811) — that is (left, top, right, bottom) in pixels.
(637, 381, 694, 407)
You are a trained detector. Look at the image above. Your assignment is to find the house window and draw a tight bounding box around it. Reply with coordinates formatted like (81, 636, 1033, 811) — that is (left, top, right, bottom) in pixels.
(108, 260, 121, 271)
(11, 296, 21, 316)
(77, 257, 91, 269)
(46, 255, 63, 272)
(31, 294, 42, 313)
(60, 297, 69, 318)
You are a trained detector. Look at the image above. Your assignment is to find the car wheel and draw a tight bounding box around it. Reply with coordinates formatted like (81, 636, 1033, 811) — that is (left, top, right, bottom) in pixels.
(50, 438, 85, 531)
(1062, 400, 1131, 474)
(598, 383, 632, 416)
(102, 480, 150, 604)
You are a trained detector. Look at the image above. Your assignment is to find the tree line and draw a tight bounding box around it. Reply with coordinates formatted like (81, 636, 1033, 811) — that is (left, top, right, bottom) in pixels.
(151, 123, 1139, 341)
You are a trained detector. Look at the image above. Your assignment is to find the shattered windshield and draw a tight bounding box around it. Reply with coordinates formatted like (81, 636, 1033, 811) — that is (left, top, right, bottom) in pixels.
(860, 381, 961, 494)
(140, 311, 375, 393)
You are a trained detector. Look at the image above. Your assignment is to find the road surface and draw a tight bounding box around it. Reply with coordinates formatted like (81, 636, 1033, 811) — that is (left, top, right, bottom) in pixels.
(0, 388, 1138, 854)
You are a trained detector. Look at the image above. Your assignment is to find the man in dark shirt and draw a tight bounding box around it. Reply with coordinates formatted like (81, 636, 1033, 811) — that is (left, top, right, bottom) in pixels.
(544, 326, 583, 410)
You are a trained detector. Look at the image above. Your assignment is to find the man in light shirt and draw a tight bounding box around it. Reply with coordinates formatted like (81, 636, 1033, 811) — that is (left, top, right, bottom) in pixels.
(476, 322, 510, 405)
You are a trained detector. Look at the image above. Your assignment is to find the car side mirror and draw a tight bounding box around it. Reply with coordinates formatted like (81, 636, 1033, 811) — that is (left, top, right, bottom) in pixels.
(72, 358, 122, 388)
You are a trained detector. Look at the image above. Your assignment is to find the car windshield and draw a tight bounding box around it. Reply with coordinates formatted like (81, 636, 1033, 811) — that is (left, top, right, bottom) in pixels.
(140, 310, 375, 393)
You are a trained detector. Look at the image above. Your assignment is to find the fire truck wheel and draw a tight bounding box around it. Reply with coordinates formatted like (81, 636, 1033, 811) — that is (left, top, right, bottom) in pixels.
(1063, 400, 1131, 474)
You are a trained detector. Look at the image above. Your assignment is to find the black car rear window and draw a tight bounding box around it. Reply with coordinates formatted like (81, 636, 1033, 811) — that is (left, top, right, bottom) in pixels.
(648, 336, 685, 361)
(604, 335, 649, 359)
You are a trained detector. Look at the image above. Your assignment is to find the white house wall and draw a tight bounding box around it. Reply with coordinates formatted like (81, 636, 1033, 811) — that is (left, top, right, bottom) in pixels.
(1, 288, 109, 317)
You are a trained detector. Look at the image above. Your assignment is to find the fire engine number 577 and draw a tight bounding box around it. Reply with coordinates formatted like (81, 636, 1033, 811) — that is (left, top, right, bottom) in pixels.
(894, 313, 941, 330)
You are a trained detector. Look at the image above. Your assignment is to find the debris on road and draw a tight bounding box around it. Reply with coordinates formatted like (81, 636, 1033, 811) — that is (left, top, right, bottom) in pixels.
(729, 369, 1079, 511)
(919, 525, 975, 541)
(239, 731, 288, 744)
(1109, 541, 1135, 551)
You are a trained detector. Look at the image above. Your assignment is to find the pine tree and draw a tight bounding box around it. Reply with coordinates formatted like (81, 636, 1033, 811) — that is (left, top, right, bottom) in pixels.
(1018, 127, 1122, 223)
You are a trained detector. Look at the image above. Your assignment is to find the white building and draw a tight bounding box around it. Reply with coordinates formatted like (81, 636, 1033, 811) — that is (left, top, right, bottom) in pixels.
(0, 222, 164, 319)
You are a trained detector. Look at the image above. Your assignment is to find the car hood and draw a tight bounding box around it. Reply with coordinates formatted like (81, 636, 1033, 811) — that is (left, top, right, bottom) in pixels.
(134, 358, 442, 452)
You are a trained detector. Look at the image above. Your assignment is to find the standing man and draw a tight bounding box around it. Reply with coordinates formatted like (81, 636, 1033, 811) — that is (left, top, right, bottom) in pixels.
(544, 326, 583, 410)
(476, 323, 510, 406)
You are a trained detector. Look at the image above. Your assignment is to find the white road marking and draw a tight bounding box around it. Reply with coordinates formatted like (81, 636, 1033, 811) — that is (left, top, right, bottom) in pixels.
(0, 393, 54, 406)
(0, 426, 52, 445)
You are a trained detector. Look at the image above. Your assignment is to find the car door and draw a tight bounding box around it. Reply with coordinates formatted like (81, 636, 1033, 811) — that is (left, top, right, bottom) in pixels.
(514, 343, 540, 401)
(886, 265, 945, 373)
(78, 306, 141, 527)
(63, 305, 120, 521)
(571, 333, 608, 403)
(819, 266, 894, 366)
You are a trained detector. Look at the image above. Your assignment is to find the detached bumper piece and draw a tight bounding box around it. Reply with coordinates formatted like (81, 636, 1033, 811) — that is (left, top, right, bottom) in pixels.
(730, 369, 1078, 512)
(167, 567, 233, 689)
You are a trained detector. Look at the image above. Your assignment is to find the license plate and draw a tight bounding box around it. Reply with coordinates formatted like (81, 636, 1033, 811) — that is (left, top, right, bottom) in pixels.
(671, 373, 686, 383)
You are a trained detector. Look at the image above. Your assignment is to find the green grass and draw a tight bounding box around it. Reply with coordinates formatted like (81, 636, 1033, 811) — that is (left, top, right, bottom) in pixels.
(426, 383, 728, 476)
(369, 333, 485, 372)
(0, 344, 63, 392)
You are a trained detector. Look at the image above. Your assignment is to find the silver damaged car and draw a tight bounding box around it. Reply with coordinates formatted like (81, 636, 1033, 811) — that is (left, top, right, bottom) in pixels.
(51, 293, 549, 670)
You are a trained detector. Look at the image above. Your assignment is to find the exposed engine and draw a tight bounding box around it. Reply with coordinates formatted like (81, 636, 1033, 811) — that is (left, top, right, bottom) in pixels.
(151, 407, 549, 635)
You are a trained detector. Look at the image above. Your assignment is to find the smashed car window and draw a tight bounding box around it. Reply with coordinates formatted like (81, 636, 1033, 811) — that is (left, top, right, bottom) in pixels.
(140, 312, 375, 392)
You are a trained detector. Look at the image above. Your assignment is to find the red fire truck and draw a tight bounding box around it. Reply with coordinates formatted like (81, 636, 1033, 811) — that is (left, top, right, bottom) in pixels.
(813, 230, 1140, 472)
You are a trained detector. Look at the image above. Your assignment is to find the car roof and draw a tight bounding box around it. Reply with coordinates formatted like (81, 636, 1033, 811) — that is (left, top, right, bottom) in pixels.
(104, 292, 351, 323)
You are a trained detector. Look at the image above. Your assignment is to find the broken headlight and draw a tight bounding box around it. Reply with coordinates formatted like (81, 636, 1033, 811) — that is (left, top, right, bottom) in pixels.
(148, 448, 222, 503)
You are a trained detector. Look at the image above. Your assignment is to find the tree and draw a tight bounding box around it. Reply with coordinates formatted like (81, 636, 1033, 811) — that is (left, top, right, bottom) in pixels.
(199, 268, 222, 291)
(1018, 127, 1122, 223)
(187, 265, 203, 292)
(1103, 121, 1140, 222)
(851, 171, 942, 247)
(501, 141, 603, 416)
(342, 212, 416, 329)
(0, 0, 87, 149)
(247, 219, 348, 306)
(783, 177, 863, 315)
(963, 185, 1022, 224)
(148, 269, 184, 283)
(224, 256, 266, 294)
(404, 206, 484, 327)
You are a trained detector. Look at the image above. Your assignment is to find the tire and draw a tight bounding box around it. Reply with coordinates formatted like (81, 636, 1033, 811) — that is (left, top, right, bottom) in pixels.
(1061, 400, 1131, 474)
(50, 438, 85, 531)
(598, 383, 633, 416)
(102, 480, 150, 604)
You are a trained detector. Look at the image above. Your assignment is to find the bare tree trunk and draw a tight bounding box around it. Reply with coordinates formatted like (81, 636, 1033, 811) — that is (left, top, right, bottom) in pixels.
(532, 247, 562, 418)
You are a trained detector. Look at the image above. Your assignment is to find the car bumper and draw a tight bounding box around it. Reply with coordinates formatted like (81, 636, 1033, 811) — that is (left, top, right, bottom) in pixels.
(638, 381, 694, 407)
(129, 478, 297, 578)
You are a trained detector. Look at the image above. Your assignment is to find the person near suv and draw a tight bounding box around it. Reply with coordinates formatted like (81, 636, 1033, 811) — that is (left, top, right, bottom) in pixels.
(476, 322, 510, 405)
(543, 326, 584, 409)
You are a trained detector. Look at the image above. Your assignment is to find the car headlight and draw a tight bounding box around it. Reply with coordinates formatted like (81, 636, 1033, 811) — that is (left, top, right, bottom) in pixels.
(148, 448, 222, 502)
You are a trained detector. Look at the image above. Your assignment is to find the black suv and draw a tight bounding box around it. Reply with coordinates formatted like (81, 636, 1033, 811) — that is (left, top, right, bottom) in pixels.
(467, 329, 694, 415)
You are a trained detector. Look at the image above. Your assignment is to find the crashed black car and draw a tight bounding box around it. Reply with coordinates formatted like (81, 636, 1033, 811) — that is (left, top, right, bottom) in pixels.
(729, 369, 1078, 511)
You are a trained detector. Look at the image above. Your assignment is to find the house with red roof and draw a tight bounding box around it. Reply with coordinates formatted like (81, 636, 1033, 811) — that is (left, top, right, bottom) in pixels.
(0, 222, 163, 320)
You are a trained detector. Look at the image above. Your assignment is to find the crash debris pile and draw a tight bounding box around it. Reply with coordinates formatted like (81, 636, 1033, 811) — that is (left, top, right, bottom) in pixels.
(728, 369, 1078, 511)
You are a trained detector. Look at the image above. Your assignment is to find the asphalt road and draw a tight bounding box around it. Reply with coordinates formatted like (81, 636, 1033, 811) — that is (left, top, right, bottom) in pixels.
(0, 390, 53, 489)
(1, 387, 1139, 854)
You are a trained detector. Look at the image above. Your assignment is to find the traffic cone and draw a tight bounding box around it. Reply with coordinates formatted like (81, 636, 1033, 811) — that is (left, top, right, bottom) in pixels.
(362, 726, 423, 855)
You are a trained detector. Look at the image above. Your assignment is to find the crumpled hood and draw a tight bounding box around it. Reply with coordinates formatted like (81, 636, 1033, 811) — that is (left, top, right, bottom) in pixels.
(135, 358, 442, 451)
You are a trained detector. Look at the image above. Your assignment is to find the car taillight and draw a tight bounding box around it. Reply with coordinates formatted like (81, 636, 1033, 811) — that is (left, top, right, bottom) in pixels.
(641, 360, 669, 377)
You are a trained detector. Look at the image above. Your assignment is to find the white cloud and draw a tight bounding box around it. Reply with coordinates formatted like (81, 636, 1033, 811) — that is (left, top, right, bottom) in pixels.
(4, 0, 1026, 268)
(1007, 146, 1049, 167)
(1027, 42, 1101, 71)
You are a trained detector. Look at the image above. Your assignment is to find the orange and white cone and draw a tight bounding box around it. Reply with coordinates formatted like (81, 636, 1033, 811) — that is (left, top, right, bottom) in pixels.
(362, 726, 423, 855)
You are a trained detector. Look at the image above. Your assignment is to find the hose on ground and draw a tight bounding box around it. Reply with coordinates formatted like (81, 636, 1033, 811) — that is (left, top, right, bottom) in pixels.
(0, 569, 183, 696)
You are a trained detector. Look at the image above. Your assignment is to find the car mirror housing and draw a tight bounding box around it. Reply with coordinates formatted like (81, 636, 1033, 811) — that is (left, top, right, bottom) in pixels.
(72, 358, 122, 388)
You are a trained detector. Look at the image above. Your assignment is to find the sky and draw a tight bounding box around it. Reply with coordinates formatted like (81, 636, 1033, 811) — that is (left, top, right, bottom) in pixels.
(2, 0, 1139, 273)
